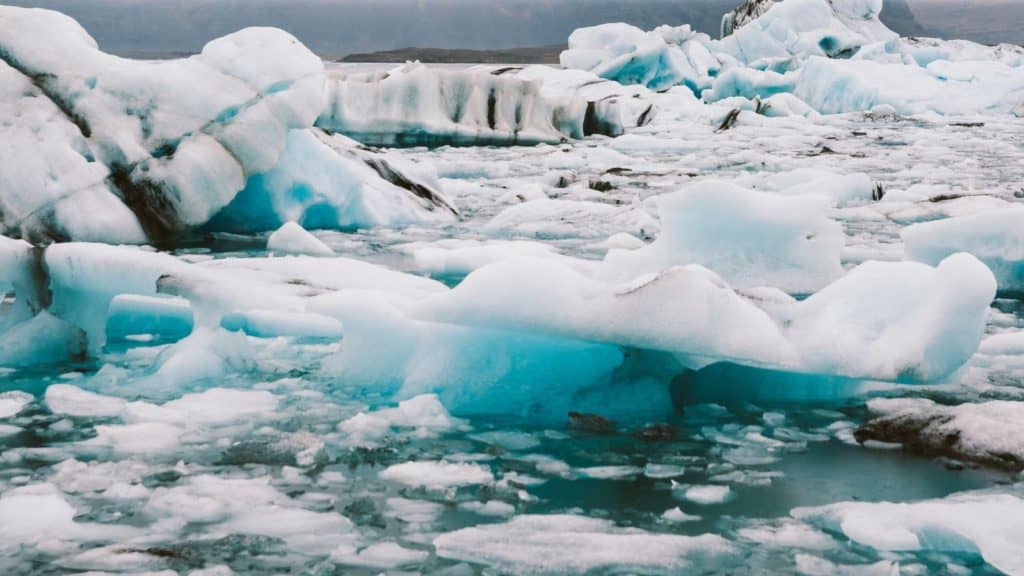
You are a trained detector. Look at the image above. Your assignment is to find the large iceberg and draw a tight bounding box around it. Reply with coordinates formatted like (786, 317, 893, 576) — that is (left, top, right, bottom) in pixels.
(0, 7, 458, 244)
(560, 0, 1024, 116)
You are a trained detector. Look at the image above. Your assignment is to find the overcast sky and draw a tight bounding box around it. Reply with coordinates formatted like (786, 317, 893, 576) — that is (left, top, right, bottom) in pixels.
(6, 0, 1023, 57)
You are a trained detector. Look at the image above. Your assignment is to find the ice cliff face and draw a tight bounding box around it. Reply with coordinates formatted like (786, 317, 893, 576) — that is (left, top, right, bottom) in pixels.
(562, 0, 1024, 115)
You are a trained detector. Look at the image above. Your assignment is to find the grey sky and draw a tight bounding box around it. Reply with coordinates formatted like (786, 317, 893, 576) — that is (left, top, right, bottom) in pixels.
(6, 0, 1022, 58)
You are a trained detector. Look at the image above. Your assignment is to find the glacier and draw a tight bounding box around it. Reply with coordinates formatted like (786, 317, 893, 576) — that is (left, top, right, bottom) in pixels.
(1, 1, 1023, 575)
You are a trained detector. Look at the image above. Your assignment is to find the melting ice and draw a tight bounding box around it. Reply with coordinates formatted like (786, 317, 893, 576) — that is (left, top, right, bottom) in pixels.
(1, 0, 1024, 574)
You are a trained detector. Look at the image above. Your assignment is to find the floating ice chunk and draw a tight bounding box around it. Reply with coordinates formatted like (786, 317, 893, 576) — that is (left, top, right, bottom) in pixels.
(677, 484, 734, 505)
(146, 474, 355, 554)
(661, 507, 701, 523)
(415, 250, 992, 384)
(577, 465, 643, 480)
(603, 180, 844, 293)
(45, 384, 127, 418)
(267, 221, 334, 257)
(0, 391, 32, 419)
(331, 541, 429, 570)
(0, 312, 86, 368)
(87, 422, 184, 454)
(0, 483, 133, 544)
(794, 554, 900, 576)
(644, 464, 687, 479)
(458, 500, 516, 517)
(339, 394, 456, 445)
(902, 207, 1024, 295)
(379, 460, 493, 490)
(434, 514, 735, 573)
(735, 169, 874, 207)
(142, 329, 252, 388)
(318, 62, 624, 147)
(794, 488, 1024, 576)
(384, 497, 444, 525)
(125, 388, 279, 427)
(856, 398, 1024, 470)
(737, 521, 835, 550)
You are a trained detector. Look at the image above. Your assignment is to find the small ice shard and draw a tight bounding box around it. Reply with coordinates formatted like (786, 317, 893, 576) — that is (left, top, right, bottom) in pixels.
(338, 394, 456, 445)
(267, 222, 334, 257)
(577, 465, 643, 480)
(378, 460, 493, 490)
(676, 484, 734, 505)
(661, 507, 701, 523)
(644, 464, 686, 479)
(458, 500, 516, 517)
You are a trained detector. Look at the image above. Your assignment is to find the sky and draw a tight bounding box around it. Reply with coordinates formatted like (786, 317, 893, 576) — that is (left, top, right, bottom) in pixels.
(6, 0, 1023, 58)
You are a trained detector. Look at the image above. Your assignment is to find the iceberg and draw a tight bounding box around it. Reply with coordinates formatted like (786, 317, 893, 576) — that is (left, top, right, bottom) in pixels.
(902, 207, 1024, 296)
(560, 23, 721, 95)
(317, 62, 627, 147)
(0, 7, 458, 245)
(560, 0, 1024, 116)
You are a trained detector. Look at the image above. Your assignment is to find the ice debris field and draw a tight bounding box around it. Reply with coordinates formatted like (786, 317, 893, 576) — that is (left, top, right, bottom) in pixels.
(1, 0, 1024, 574)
